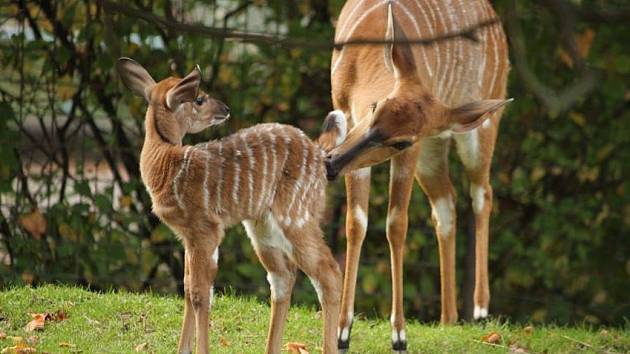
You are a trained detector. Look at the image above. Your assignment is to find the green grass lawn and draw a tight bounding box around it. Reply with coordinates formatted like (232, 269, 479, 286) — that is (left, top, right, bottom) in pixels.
(0, 285, 628, 353)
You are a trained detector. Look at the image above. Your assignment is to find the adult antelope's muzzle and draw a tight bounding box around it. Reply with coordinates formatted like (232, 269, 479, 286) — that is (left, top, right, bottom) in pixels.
(324, 129, 383, 180)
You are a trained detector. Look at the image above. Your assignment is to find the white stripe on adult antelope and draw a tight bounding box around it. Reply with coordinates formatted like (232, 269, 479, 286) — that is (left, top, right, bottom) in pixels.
(116, 58, 345, 354)
(326, 1, 512, 352)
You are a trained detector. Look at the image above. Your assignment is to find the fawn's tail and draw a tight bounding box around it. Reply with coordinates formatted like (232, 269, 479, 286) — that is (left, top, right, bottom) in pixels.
(317, 110, 347, 153)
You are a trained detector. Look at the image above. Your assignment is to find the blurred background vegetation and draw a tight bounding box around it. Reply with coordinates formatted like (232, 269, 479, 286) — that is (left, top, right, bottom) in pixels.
(0, 0, 628, 326)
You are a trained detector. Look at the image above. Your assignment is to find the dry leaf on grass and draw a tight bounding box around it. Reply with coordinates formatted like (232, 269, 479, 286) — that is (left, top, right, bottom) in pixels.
(134, 342, 149, 352)
(523, 325, 534, 335)
(24, 314, 45, 332)
(219, 336, 231, 347)
(18, 209, 47, 239)
(480, 331, 502, 344)
(59, 342, 75, 348)
(1, 338, 36, 354)
(24, 311, 67, 332)
(0, 332, 6, 340)
(285, 342, 310, 354)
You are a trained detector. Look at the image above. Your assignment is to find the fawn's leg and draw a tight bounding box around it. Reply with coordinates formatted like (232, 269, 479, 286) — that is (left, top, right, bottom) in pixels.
(243, 219, 297, 354)
(182, 225, 221, 354)
(178, 250, 195, 354)
(338, 167, 371, 351)
(284, 220, 342, 354)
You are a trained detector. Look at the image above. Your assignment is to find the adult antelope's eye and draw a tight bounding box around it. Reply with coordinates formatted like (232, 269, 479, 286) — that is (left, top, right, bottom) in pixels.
(391, 141, 412, 151)
(194, 97, 204, 106)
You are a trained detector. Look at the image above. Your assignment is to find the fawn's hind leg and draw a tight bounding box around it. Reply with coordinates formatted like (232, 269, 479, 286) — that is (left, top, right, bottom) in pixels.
(282, 219, 342, 354)
(243, 217, 297, 354)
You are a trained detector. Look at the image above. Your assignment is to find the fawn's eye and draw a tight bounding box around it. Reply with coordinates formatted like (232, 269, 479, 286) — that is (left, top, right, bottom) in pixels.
(195, 97, 204, 106)
(389, 141, 413, 151)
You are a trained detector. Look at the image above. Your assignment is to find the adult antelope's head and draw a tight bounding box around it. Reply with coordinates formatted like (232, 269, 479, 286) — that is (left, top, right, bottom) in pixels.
(325, 3, 511, 180)
(116, 58, 230, 137)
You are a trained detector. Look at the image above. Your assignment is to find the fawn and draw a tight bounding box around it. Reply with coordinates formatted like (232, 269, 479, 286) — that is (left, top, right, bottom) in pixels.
(116, 58, 345, 354)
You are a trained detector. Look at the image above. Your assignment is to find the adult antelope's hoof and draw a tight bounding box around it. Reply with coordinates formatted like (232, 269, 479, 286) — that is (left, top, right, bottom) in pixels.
(392, 339, 407, 353)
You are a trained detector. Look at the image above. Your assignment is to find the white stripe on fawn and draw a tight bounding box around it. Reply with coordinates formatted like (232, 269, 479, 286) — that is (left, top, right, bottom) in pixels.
(231, 138, 241, 204)
(242, 133, 255, 216)
(215, 142, 223, 212)
(258, 131, 269, 214)
(285, 134, 309, 224)
(265, 131, 278, 208)
(203, 149, 210, 214)
(445, 0, 467, 103)
(442, 0, 459, 103)
(488, 24, 499, 97)
(173, 146, 193, 212)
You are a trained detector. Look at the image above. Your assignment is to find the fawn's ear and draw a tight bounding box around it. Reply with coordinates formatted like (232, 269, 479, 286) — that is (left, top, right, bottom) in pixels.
(166, 66, 202, 111)
(116, 57, 156, 102)
(447, 99, 513, 133)
(318, 110, 347, 152)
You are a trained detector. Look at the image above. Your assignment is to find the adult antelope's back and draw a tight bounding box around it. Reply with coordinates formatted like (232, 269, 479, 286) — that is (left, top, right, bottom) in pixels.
(326, 0, 511, 352)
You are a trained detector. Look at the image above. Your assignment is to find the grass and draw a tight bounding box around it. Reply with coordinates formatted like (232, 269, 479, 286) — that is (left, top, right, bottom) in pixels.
(0, 285, 628, 353)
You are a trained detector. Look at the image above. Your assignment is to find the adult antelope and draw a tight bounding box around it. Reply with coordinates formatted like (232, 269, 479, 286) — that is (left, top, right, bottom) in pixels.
(117, 58, 346, 354)
(326, 0, 511, 352)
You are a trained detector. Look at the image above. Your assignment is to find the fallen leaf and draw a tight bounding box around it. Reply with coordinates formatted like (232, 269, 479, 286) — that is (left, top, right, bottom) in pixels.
(52, 310, 67, 321)
(18, 209, 46, 239)
(219, 336, 230, 347)
(134, 342, 148, 352)
(1, 339, 36, 354)
(24, 314, 46, 332)
(285, 342, 310, 354)
(480, 331, 502, 344)
(0, 332, 6, 340)
(59, 342, 75, 348)
(523, 325, 534, 335)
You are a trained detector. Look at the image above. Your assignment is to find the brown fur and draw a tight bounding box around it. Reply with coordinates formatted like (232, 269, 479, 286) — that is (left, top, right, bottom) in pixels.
(118, 59, 342, 354)
(326, 0, 511, 348)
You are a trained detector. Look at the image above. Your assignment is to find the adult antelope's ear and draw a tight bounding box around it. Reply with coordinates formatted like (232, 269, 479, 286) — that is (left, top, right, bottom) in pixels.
(447, 99, 514, 133)
(384, 1, 417, 79)
(166, 65, 202, 111)
(116, 57, 157, 102)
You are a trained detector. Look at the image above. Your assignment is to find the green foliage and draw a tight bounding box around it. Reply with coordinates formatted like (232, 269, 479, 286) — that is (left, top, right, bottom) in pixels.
(0, 0, 628, 327)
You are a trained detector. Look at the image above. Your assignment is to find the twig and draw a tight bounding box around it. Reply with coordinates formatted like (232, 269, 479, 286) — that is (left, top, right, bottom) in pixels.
(102, 0, 499, 50)
(559, 334, 618, 354)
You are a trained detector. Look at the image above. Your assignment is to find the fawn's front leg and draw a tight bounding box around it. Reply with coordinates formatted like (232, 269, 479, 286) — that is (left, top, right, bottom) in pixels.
(178, 251, 195, 354)
(180, 226, 220, 354)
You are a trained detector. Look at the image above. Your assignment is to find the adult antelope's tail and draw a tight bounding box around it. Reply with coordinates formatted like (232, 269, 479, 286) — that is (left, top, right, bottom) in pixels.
(318, 110, 347, 152)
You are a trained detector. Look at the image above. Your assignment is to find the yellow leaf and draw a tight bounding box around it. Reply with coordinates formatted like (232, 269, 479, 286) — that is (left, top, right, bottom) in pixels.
(569, 112, 586, 127)
(285, 342, 310, 354)
(58, 342, 75, 348)
(18, 209, 47, 239)
(134, 342, 148, 352)
(219, 336, 230, 347)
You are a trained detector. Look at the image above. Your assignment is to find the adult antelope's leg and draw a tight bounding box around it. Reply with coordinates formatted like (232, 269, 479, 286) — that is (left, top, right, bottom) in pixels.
(416, 137, 458, 324)
(243, 219, 297, 354)
(182, 227, 220, 354)
(338, 168, 371, 351)
(387, 145, 420, 352)
(455, 123, 500, 320)
(178, 251, 195, 354)
(284, 221, 341, 354)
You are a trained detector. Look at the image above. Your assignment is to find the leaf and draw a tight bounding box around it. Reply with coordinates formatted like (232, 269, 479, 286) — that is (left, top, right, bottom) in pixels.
(18, 209, 47, 239)
(24, 314, 45, 332)
(134, 342, 148, 352)
(0, 332, 5, 340)
(480, 331, 502, 344)
(523, 325, 534, 335)
(58, 342, 75, 348)
(284, 342, 310, 354)
(219, 336, 231, 347)
(1, 337, 36, 354)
